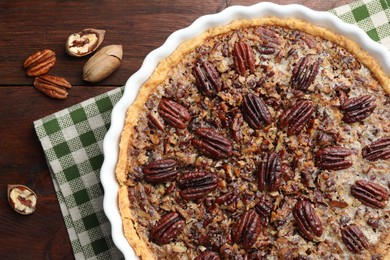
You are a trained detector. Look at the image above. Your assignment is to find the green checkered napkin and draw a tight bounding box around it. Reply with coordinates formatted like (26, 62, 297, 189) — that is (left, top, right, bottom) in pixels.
(34, 0, 390, 259)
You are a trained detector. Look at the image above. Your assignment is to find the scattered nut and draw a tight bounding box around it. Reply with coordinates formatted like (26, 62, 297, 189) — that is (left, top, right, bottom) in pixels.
(82, 44, 123, 83)
(34, 75, 72, 99)
(23, 49, 56, 76)
(7, 184, 37, 215)
(65, 28, 105, 57)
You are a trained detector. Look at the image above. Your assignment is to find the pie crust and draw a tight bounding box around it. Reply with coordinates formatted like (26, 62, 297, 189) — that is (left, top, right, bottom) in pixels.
(116, 17, 390, 259)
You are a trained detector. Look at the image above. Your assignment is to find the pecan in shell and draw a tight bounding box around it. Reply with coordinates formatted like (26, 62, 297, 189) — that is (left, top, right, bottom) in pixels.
(362, 137, 390, 161)
(33, 75, 72, 99)
(341, 224, 369, 253)
(192, 128, 233, 159)
(255, 195, 273, 226)
(351, 180, 389, 209)
(292, 200, 323, 240)
(279, 100, 314, 135)
(193, 61, 222, 97)
(242, 93, 272, 130)
(233, 41, 255, 76)
(158, 98, 190, 129)
(24, 49, 56, 76)
(143, 159, 178, 183)
(291, 57, 320, 91)
(258, 152, 282, 192)
(149, 212, 185, 245)
(314, 146, 352, 171)
(177, 171, 218, 200)
(195, 251, 220, 260)
(232, 210, 262, 249)
(340, 95, 376, 123)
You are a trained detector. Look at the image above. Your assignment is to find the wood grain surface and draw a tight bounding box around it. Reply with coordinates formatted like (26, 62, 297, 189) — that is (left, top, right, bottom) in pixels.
(0, 0, 352, 259)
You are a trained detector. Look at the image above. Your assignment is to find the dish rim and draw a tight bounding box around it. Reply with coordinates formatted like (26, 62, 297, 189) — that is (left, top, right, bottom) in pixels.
(100, 2, 390, 259)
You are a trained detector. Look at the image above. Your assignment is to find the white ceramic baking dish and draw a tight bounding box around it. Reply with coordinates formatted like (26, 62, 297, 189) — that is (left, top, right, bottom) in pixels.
(100, 2, 390, 259)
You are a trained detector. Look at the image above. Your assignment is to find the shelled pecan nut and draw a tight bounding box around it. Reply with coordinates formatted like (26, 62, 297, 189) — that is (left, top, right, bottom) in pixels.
(242, 93, 272, 130)
(315, 130, 336, 146)
(314, 146, 352, 171)
(362, 137, 390, 161)
(215, 190, 238, 205)
(177, 171, 218, 200)
(23, 49, 56, 76)
(279, 100, 314, 135)
(258, 152, 282, 192)
(147, 113, 165, 131)
(195, 251, 220, 260)
(257, 44, 276, 55)
(255, 195, 273, 226)
(143, 159, 179, 183)
(291, 57, 320, 91)
(33, 75, 72, 99)
(149, 212, 185, 245)
(292, 200, 323, 240)
(351, 180, 389, 209)
(193, 61, 222, 97)
(232, 210, 262, 249)
(192, 128, 233, 159)
(340, 95, 376, 123)
(254, 27, 281, 45)
(158, 99, 190, 129)
(233, 41, 255, 76)
(341, 224, 369, 253)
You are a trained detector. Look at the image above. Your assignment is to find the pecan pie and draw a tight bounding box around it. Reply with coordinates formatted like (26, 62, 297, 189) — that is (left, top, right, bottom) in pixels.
(116, 17, 390, 259)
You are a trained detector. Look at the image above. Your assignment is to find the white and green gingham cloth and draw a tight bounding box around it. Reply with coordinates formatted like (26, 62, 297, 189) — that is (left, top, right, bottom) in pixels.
(34, 0, 390, 259)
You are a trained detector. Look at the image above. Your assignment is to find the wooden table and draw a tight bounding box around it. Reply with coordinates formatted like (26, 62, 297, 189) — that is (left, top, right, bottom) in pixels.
(0, 0, 352, 258)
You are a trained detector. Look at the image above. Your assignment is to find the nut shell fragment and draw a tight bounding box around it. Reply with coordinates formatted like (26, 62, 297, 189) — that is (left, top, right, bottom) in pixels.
(66, 28, 105, 57)
(83, 44, 123, 83)
(7, 184, 37, 215)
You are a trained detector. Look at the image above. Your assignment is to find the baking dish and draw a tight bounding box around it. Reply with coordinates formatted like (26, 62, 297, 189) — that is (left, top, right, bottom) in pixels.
(100, 2, 390, 259)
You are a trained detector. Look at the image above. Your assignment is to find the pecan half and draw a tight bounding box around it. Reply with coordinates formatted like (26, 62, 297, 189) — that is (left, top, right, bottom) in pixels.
(362, 137, 390, 161)
(33, 75, 72, 99)
(257, 44, 275, 55)
(193, 61, 222, 97)
(291, 57, 320, 91)
(149, 212, 185, 245)
(24, 49, 56, 76)
(254, 27, 281, 45)
(158, 99, 190, 129)
(147, 113, 165, 131)
(340, 95, 376, 123)
(143, 159, 178, 183)
(177, 171, 218, 200)
(242, 93, 272, 130)
(255, 195, 273, 226)
(195, 251, 220, 260)
(233, 41, 255, 76)
(192, 128, 233, 159)
(341, 224, 369, 253)
(232, 210, 262, 249)
(292, 200, 323, 240)
(258, 152, 282, 192)
(315, 146, 352, 171)
(215, 190, 238, 205)
(351, 180, 389, 209)
(279, 100, 314, 135)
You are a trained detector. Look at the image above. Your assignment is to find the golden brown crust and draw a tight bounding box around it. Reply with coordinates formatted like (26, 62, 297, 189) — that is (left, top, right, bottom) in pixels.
(115, 17, 390, 259)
